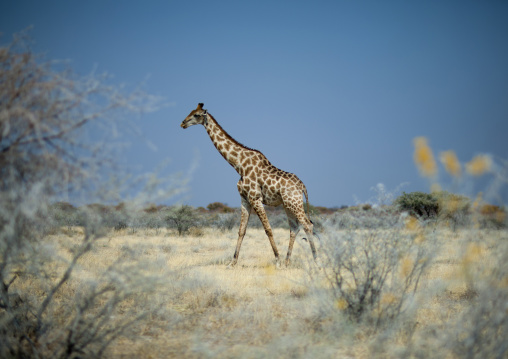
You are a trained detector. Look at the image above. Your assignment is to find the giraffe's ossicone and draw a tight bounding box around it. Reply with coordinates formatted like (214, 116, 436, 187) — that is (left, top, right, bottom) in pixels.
(181, 103, 318, 267)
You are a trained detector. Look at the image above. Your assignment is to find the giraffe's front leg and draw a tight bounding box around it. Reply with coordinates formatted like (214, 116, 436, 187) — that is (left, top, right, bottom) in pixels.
(250, 198, 280, 266)
(229, 196, 251, 267)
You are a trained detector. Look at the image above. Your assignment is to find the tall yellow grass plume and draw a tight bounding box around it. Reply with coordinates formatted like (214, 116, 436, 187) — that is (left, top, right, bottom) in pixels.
(440, 150, 461, 177)
(472, 192, 483, 210)
(405, 216, 420, 232)
(413, 137, 437, 177)
(466, 155, 492, 176)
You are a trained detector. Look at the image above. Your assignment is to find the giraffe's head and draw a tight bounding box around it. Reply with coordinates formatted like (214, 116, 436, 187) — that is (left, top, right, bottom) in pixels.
(181, 103, 207, 129)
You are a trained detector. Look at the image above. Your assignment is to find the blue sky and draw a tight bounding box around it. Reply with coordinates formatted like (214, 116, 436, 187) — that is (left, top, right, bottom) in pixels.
(2, 1, 507, 207)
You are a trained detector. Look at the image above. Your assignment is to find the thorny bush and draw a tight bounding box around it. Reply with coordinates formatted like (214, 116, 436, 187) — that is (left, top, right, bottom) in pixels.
(316, 211, 436, 331)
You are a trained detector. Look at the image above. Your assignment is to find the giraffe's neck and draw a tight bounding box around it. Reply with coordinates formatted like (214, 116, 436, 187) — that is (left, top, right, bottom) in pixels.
(204, 113, 258, 175)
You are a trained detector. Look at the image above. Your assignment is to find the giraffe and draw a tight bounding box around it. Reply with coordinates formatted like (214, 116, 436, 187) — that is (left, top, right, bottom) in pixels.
(181, 103, 318, 267)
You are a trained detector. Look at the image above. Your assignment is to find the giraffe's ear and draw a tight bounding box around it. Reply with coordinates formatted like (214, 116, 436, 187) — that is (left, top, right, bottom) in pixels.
(197, 103, 204, 110)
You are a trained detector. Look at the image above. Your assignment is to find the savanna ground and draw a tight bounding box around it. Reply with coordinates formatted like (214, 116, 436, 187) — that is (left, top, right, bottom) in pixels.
(31, 221, 508, 359)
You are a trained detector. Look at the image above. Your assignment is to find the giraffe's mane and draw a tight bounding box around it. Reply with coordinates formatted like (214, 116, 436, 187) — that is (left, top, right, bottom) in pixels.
(207, 113, 265, 156)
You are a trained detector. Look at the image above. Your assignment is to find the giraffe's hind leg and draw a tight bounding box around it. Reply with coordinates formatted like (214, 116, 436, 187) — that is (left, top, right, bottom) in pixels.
(286, 205, 318, 263)
(300, 216, 318, 260)
(250, 198, 280, 265)
(284, 209, 301, 266)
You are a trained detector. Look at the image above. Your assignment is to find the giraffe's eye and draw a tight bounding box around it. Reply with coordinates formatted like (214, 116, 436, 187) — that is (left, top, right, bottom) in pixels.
(193, 114, 199, 118)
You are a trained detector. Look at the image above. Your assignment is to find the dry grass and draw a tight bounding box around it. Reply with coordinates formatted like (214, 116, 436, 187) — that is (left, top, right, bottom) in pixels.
(24, 226, 507, 358)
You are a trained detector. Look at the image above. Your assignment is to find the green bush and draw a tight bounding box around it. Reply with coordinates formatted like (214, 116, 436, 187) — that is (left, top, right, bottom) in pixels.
(165, 205, 200, 236)
(394, 191, 439, 219)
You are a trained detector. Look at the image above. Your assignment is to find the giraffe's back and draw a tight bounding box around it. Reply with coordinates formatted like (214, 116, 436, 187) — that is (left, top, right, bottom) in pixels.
(257, 165, 305, 208)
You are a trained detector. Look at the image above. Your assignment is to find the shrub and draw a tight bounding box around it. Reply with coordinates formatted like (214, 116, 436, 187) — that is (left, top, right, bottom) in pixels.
(394, 191, 439, 219)
(214, 212, 239, 232)
(325, 206, 400, 229)
(479, 204, 506, 228)
(448, 241, 508, 359)
(434, 191, 471, 229)
(139, 210, 166, 233)
(166, 205, 200, 236)
(316, 221, 435, 330)
(48, 202, 81, 230)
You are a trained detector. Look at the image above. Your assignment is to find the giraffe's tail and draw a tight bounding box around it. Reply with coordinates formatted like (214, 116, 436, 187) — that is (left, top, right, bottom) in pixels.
(302, 185, 322, 247)
(303, 185, 312, 224)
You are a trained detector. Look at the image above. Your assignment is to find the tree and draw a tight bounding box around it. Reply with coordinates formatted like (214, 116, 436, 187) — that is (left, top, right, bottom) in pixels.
(393, 191, 439, 220)
(166, 205, 200, 236)
(0, 32, 167, 358)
